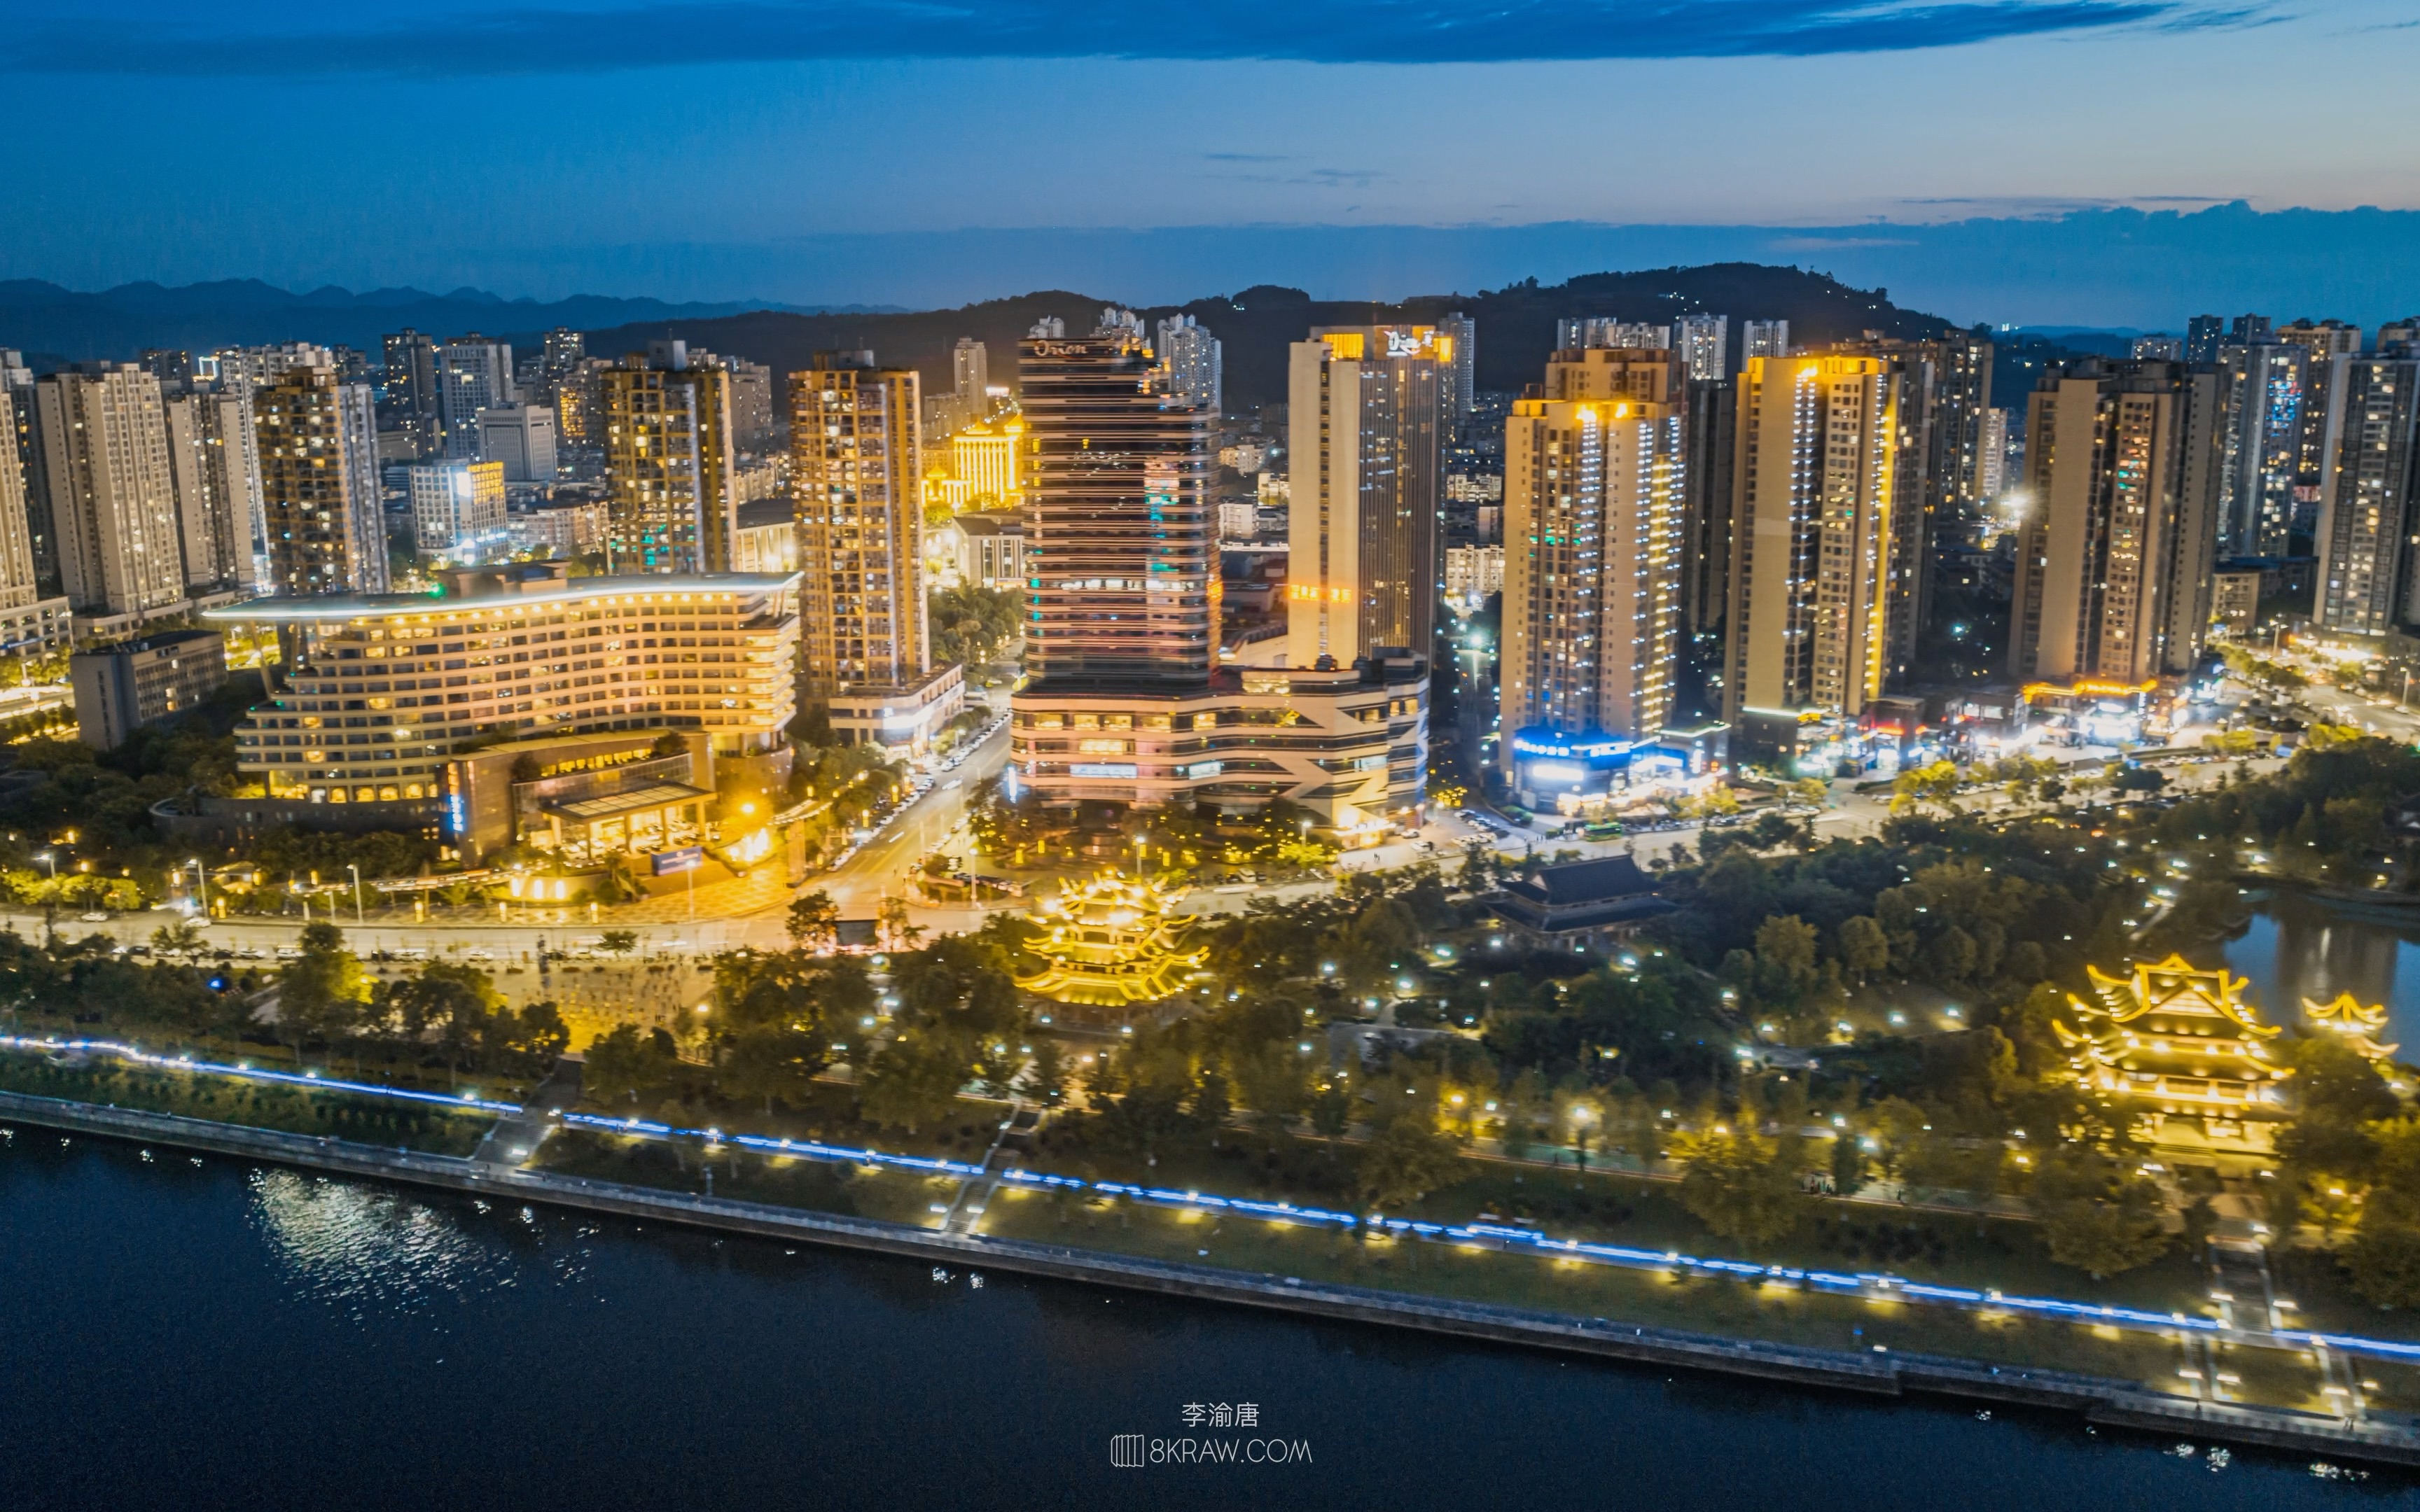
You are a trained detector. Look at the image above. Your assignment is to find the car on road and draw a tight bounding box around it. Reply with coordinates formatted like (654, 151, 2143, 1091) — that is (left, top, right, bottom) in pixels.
(77, 911, 110, 923)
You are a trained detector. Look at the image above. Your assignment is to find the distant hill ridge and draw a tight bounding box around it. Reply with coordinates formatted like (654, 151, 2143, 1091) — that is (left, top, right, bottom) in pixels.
(576, 264, 1966, 410)
(0, 279, 893, 365)
(0, 265, 1989, 408)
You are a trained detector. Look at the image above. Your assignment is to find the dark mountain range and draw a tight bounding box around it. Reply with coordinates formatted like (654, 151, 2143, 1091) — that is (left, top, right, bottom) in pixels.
(576, 263, 1974, 412)
(0, 280, 890, 365)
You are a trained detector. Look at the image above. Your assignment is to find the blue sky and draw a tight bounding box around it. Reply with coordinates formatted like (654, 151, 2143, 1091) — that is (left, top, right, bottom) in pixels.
(6, 0, 2420, 325)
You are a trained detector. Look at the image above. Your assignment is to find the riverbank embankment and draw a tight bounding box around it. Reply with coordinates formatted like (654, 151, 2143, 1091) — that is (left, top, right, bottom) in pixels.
(6, 1087, 2417, 1471)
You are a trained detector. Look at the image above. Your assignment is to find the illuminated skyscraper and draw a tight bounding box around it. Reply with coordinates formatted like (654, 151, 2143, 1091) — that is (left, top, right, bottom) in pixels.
(1501, 388, 1681, 806)
(254, 365, 388, 596)
(1673, 314, 1727, 382)
(601, 342, 736, 573)
(1155, 315, 1223, 415)
(1286, 325, 1445, 670)
(1742, 320, 1790, 360)
(34, 365, 188, 615)
(437, 336, 515, 460)
(2214, 342, 2307, 557)
(382, 328, 440, 458)
(1437, 312, 1476, 433)
(1722, 354, 1898, 731)
(953, 337, 988, 417)
(1022, 329, 1216, 685)
(2312, 354, 2420, 634)
(2006, 360, 2223, 682)
(2277, 318, 2364, 477)
(789, 351, 930, 704)
(1008, 321, 1427, 832)
(162, 389, 263, 589)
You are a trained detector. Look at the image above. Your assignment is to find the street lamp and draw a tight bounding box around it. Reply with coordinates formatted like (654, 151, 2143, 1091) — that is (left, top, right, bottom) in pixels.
(188, 858, 208, 918)
(35, 851, 53, 879)
(347, 863, 363, 924)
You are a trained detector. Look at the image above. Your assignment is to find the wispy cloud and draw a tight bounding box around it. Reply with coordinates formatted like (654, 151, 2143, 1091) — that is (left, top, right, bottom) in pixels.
(1202, 152, 1295, 163)
(1769, 235, 1919, 249)
(0, 0, 2268, 76)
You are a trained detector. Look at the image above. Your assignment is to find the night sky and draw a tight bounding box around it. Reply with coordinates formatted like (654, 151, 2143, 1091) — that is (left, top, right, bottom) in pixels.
(7, 0, 2418, 323)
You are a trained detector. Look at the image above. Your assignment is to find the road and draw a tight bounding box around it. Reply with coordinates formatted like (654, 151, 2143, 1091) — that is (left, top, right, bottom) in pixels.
(15, 712, 1017, 961)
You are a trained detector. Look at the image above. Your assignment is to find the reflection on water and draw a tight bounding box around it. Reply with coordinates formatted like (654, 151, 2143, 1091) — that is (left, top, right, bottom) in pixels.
(2, 1138, 2405, 1508)
(248, 1169, 588, 1320)
(2223, 890, 2420, 1052)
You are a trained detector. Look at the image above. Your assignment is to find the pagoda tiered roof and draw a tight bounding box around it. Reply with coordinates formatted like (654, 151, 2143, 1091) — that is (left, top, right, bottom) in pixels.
(2303, 992, 2400, 1061)
(2054, 954, 2290, 1119)
(1014, 871, 1209, 1008)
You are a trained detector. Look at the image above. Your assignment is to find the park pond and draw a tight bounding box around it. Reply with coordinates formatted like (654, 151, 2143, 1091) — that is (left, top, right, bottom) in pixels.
(2222, 887, 2420, 1049)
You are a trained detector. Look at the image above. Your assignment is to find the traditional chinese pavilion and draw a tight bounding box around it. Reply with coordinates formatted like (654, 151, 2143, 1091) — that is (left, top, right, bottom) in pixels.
(1014, 871, 1208, 1008)
(2304, 993, 2400, 1061)
(2055, 954, 2290, 1142)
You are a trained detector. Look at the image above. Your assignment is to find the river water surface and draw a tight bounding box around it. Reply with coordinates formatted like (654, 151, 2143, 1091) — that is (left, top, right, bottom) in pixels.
(0, 1130, 2400, 1511)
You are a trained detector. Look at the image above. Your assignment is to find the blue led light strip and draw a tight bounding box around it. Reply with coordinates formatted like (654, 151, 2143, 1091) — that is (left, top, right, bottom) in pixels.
(559, 1110, 2420, 1366)
(0, 1034, 522, 1114)
(14, 1031, 2420, 1371)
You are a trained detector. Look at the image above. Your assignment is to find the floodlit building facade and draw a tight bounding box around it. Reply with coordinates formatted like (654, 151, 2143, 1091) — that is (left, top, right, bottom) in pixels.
(1286, 326, 1445, 671)
(790, 351, 925, 688)
(2311, 355, 2420, 635)
(410, 460, 508, 562)
(255, 365, 388, 595)
(36, 364, 192, 615)
(209, 566, 799, 819)
(1723, 354, 1898, 736)
(602, 342, 737, 574)
(1501, 394, 1682, 806)
(2006, 360, 2225, 683)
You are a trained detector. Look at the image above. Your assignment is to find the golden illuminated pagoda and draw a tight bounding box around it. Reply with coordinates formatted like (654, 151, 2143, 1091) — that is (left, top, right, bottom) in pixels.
(2304, 993, 2400, 1061)
(1014, 871, 1209, 1008)
(2055, 955, 2290, 1138)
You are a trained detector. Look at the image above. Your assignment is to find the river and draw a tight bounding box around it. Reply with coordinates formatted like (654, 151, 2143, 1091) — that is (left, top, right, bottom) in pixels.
(0, 1131, 2393, 1510)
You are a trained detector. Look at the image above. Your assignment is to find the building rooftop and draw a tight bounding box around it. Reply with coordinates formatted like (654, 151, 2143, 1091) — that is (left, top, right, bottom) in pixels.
(735, 497, 791, 531)
(200, 572, 802, 622)
(1502, 854, 1657, 909)
(543, 781, 713, 822)
(954, 510, 1023, 538)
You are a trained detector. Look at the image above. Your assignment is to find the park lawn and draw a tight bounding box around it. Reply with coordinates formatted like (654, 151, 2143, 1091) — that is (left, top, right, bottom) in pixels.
(531, 1127, 956, 1229)
(5, 1017, 545, 1105)
(2214, 1337, 2342, 1417)
(972, 1186, 2243, 1400)
(0, 1051, 496, 1156)
(1003, 1128, 2223, 1322)
(2335, 1354, 2420, 1419)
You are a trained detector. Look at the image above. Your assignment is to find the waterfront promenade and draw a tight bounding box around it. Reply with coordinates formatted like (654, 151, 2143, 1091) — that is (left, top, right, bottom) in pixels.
(6, 1085, 2418, 1471)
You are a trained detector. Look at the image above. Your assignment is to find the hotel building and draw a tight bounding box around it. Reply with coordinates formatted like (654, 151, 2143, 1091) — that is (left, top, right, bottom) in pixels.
(206, 564, 798, 834)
